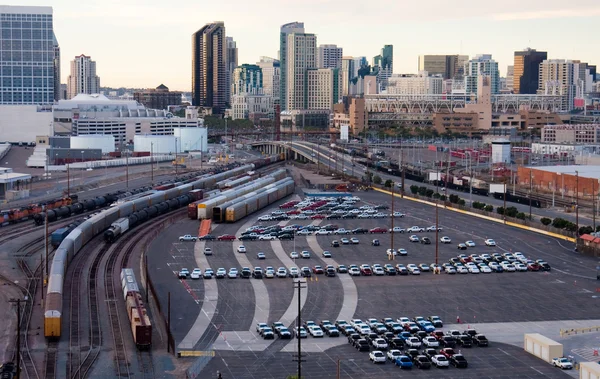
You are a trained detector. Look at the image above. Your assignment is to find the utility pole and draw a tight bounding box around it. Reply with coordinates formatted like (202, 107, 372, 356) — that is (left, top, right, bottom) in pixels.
(503, 183, 507, 223)
(167, 291, 171, 353)
(151, 142, 154, 187)
(593, 180, 596, 231)
(66, 151, 70, 198)
(576, 170, 579, 235)
(293, 280, 307, 379)
(401, 150, 405, 198)
(435, 197, 439, 265)
(126, 149, 129, 191)
(390, 184, 394, 260)
(9, 298, 23, 379)
(44, 207, 49, 296)
(175, 137, 178, 180)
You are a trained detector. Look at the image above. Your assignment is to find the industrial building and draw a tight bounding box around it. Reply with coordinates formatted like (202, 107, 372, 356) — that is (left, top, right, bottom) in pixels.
(541, 124, 600, 144)
(134, 128, 207, 154)
(517, 165, 600, 198)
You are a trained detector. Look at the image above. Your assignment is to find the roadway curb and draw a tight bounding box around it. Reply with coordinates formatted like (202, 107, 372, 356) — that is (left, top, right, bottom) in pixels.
(373, 187, 577, 243)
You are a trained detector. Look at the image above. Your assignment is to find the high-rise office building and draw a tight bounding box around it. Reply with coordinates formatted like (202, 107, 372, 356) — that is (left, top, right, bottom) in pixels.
(232, 64, 263, 95)
(513, 48, 547, 94)
(538, 59, 593, 111)
(418, 55, 469, 80)
(0, 5, 57, 104)
(279, 22, 305, 110)
(306, 68, 341, 110)
(386, 71, 443, 95)
(465, 54, 500, 95)
(226, 36, 238, 105)
(53, 35, 61, 101)
(373, 45, 393, 89)
(505, 65, 514, 92)
(285, 32, 316, 110)
(341, 56, 354, 96)
(318, 44, 343, 69)
(256, 57, 280, 100)
(66, 55, 101, 99)
(192, 22, 227, 114)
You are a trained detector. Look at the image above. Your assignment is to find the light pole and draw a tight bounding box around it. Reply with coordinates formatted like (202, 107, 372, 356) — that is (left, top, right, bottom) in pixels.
(80, 150, 84, 186)
(529, 169, 533, 220)
(125, 144, 129, 191)
(66, 151, 70, 198)
(175, 137, 178, 180)
(576, 170, 579, 235)
(9, 296, 27, 379)
(151, 142, 154, 187)
(293, 279, 307, 379)
(390, 184, 395, 261)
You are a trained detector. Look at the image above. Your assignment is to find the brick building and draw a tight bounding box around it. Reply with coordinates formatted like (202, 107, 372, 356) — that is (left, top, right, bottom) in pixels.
(134, 84, 182, 110)
(517, 166, 600, 198)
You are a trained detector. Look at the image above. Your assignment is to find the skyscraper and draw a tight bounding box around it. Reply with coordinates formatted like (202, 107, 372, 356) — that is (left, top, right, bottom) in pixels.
(256, 57, 280, 100)
(465, 54, 500, 95)
(0, 5, 57, 105)
(513, 48, 547, 94)
(341, 56, 354, 96)
(53, 35, 61, 101)
(192, 22, 227, 114)
(286, 32, 317, 110)
(318, 44, 343, 69)
(418, 55, 469, 80)
(66, 55, 100, 99)
(232, 64, 263, 95)
(538, 59, 592, 111)
(226, 36, 238, 105)
(279, 22, 305, 110)
(373, 45, 393, 89)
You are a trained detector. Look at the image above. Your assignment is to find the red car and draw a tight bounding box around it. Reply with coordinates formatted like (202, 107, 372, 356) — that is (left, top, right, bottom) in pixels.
(360, 265, 372, 275)
(311, 214, 326, 219)
(431, 330, 445, 341)
(369, 227, 387, 234)
(312, 265, 324, 274)
(527, 262, 541, 271)
(440, 348, 456, 358)
(217, 234, 236, 241)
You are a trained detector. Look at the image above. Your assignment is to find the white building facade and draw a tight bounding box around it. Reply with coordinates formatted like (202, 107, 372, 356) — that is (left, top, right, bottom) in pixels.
(306, 68, 341, 110)
(386, 71, 443, 95)
(256, 57, 280, 101)
(465, 54, 500, 95)
(231, 94, 274, 120)
(67, 54, 100, 99)
(286, 32, 317, 110)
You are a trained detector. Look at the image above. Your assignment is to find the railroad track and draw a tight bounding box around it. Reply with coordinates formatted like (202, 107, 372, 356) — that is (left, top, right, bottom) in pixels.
(44, 341, 58, 379)
(15, 259, 40, 379)
(105, 241, 131, 378)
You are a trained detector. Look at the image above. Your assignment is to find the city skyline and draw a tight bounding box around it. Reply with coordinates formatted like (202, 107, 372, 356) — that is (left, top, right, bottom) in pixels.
(18, 0, 600, 91)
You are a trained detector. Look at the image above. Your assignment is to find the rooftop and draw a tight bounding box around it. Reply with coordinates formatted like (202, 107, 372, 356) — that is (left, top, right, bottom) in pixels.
(531, 165, 600, 180)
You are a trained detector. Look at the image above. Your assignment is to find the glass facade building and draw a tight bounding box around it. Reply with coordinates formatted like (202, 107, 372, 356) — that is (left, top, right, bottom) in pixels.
(0, 6, 57, 105)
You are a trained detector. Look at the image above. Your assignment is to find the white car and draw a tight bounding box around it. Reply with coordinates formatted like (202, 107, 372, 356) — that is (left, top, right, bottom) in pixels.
(358, 324, 371, 335)
(479, 264, 492, 273)
(288, 267, 300, 277)
(387, 349, 403, 361)
(264, 269, 275, 278)
(308, 325, 324, 337)
(445, 266, 456, 274)
(409, 235, 420, 242)
(294, 214, 309, 220)
(334, 228, 351, 235)
(371, 338, 388, 350)
(301, 251, 311, 259)
(467, 265, 480, 274)
(407, 264, 421, 275)
(203, 268, 214, 278)
(297, 229, 312, 236)
(373, 266, 385, 276)
(237, 245, 247, 253)
(179, 235, 197, 242)
(465, 240, 476, 247)
(290, 251, 299, 259)
(426, 225, 442, 232)
(350, 238, 359, 244)
(258, 215, 272, 221)
(456, 266, 468, 274)
(432, 355, 450, 367)
(391, 212, 406, 218)
(276, 267, 288, 278)
(501, 262, 516, 272)
(440, 236, 452, 244)
(423, 336, 439, 347)
(484, 239, 496, 246)
(397, 317, 411, 326)
(397, 248, 407, 256)
(178, 268, 190, 278)
(203, 247, 213, 256)
(228, 268, 238, 278)
(190, 268, 202, 279)
(258, 235, 276, 241)
(389, 227, 406, 233)
(315, 229, 332, 235)
(369, 350, 386, 364)
(405, 337, 422, 348)
(515, 263, 528, 272)
(348, 267, 360, 276)
(357, 213, 372, 219)
(294, 326, 308, 338)
(407, 226, 425, 232)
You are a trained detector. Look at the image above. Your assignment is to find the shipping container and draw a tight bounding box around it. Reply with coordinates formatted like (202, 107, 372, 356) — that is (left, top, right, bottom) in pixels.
(50, 227, 71, 248)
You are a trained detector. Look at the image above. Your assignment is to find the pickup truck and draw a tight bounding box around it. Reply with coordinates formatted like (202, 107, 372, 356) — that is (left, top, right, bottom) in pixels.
(552, 357, 573, 369)
(179, 234, 197, 242)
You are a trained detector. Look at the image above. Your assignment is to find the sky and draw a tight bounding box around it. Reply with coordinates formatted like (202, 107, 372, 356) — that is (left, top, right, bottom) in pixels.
(19, 0, 600, 91)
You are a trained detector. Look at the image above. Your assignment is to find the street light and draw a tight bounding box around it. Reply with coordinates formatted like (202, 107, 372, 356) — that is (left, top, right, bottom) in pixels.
(336, 358, 355, 379)
(80, 150, 84, 186)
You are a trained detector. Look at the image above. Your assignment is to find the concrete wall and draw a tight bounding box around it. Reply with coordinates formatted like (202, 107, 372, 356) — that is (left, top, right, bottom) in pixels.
(524, 333, 563, 363)
(517, 167, 600, 197)
(580, 361, 600, 379)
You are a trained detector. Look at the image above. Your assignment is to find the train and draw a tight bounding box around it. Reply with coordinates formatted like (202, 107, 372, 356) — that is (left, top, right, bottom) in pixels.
(224, 178, 295, 222)
(195, 169, 288, 220)
(44, 154, 284, 338)
(121, 268, 151, 349)
(50, 220, 85, 247)
(1, 195, 77, 226)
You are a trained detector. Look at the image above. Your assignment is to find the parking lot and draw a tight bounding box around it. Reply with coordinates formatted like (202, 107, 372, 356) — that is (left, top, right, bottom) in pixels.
(146, 190, 599, 378)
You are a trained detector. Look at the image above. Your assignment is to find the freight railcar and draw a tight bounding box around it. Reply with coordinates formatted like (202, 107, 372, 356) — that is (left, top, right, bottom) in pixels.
(121, 269, 151, 349)
(225, 179, 295, 222)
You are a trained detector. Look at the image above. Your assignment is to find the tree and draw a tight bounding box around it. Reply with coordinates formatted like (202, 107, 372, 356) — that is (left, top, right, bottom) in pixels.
(410, 185, 419, 194)
(540, 217, 552, 226)
(433, 192, 441, 199)
(439, 195, 447, 201)
(425, 189, 434, 198)
(418, 186, 428, 196)
(505, 207, 519, 218)
(497, 207, 504, 215)
(516, 212, 526, 220)
(472, 201, 486, 210)
(579, 226, 594, 235)
(552, 218, 568, 229)
(373, 175, 382, 185)
(384, 179, 393, 188)
(449, 194, 460, 204)
(484, 205, 493, 212)
(457, 199, 466, 206)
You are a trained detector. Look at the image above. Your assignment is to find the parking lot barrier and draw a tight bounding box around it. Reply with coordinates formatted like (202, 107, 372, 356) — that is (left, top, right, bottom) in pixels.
(560, 326, 600, 337)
